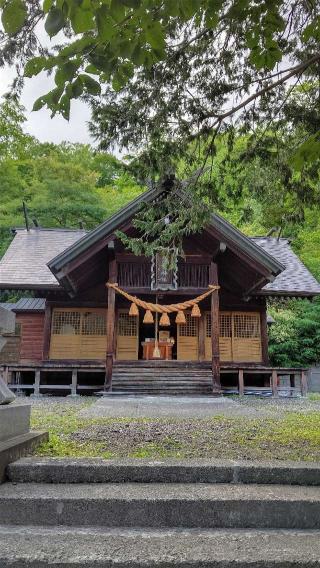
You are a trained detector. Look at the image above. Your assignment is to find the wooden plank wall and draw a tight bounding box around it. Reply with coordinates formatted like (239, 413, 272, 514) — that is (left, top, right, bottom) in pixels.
(16, 313, 45, 363)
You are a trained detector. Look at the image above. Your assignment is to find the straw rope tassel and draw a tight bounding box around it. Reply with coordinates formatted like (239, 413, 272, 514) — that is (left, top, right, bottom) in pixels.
(159, 312, 170, 326)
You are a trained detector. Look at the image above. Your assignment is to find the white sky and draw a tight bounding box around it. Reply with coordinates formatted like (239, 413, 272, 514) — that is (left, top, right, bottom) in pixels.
(0, 65, 93, 144)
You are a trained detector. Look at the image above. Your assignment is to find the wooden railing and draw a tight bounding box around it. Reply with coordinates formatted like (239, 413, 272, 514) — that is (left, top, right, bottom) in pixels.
(118, 262, 151, 288)
(178, 263, 209, 288)
(118, 261, 209, 289)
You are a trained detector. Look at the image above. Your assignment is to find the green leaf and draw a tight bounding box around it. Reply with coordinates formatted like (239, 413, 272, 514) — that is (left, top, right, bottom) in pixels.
(59, 94, 71, 120)
(85, 64, 100, 75)
(109, 0, 125, 22)
(145, 21, 165, 50)
(43, 0, 53, 14)
(32, 96, 47, 111)
(24, 56, 47, 78)
(60, 36, 95, 57)
(119, 0, 141, 6)
(96, 6, 116, 41)
(1, 0, 27, 35)
(70, 6, 94, 34)
(79, 74, 101, 95)
(45, 7, 65, 37)
(292, 132, 320, 171)
(179, 0, 198, 21)
(54, 60, 80, 87)
(70, 77, 84, 97)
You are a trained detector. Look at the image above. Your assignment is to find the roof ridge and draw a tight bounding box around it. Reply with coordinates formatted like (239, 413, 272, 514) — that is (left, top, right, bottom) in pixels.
(13, 227, 87, 233)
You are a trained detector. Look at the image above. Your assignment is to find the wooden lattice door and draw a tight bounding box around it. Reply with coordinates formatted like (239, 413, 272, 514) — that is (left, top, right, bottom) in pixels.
(232, 312, 262, 362)
(116, 309, 139, 361)
(205, 312, 232, 362)
(177, 312, 199, 361)
(49, 308, 107, 360)
(205, 311, 262, 363)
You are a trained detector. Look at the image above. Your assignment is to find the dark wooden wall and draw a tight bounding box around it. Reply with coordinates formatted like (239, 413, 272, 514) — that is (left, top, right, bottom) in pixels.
(16, 313, 45, 363)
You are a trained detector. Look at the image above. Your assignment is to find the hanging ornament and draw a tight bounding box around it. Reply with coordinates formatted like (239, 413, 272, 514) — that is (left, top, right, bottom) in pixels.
(191, 304, 201, 318)
(129, 302, 139, 316)
(159, 312, 170, 326)
(175, 310, 186, 324)
(143, 310, 154, 324)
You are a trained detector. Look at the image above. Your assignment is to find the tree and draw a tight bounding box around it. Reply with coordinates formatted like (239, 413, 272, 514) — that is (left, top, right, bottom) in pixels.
(1, 1, 320, 256)
(0, 97, 35, 159)
(0, 1, 319, 156)
(268, 298, 320, 367)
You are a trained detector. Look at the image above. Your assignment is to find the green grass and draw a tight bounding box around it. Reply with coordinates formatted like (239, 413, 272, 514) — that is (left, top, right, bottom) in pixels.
(30, 399, 320, 462)
(308, 393, 320, 401)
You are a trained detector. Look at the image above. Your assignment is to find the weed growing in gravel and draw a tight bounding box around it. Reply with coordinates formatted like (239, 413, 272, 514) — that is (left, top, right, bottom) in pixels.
(30, 398, 320, 461)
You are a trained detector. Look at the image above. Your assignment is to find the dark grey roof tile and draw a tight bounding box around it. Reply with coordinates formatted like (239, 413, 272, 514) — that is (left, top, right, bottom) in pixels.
(252, 237, 320, 295)
(0, 228, 86, 288)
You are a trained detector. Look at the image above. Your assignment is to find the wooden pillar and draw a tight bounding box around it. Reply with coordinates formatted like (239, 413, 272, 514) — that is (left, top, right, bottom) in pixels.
(71, 369, 78, 396)
(301, 370, 308, 397)
(210, 262, 221, 394)
(271, 369, 278, 397)
(198, 314, 206, 362)
(260, 308, 269, 365)
(104, 259, 117, 391)
(42, 302, 52, 360)
(33, 369, 41, 397)
(238, 369, 244, 396)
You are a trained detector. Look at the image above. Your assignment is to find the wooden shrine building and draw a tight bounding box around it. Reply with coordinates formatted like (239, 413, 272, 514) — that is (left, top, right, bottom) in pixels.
(0, 183, 319, 396)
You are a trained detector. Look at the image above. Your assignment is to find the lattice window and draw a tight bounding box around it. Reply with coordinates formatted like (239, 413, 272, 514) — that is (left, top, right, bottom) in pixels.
(179, 312, 199, 337)
(233, 313, 260, 338)
(118, 312, 138, 336)
(82, 312, 106, 335)
(206, 313, 211, 337)
(206, 313, 232, 338)
(52, 311, 81, 335)
(219, 313, 232, 338)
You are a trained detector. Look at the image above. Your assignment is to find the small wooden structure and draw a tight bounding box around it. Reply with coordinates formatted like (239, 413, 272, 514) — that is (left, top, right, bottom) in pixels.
(0, 183, 319, 396)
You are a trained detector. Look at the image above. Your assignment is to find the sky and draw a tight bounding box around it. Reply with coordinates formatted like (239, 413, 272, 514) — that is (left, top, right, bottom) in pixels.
(0, 65, 93, 145)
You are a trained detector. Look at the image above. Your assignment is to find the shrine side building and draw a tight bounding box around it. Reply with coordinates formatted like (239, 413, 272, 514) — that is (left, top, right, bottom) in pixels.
(0, 184, 319, 396)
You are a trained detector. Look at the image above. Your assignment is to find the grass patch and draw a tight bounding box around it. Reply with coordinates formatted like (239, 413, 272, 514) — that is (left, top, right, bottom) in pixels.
(30, 398, 320, 462)
(308, 393, 320, 401)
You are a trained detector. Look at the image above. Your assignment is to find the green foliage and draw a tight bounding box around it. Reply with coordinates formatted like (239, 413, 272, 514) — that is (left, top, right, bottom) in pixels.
(268, 299, 320, 367)
(0, 99, 143, 256)
(0, 0, 318, 142)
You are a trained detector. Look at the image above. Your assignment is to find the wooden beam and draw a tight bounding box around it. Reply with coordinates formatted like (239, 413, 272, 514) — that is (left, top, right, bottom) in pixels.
(238, 369, 244, 396)
(210, 262, 221, 395)
(42, 302, 52, 361)
(260, 308, 269, 365)
(104, 259, 117, 391)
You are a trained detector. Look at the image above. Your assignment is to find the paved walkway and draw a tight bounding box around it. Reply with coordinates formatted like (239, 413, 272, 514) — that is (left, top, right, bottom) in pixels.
(79, 396, 269, 419)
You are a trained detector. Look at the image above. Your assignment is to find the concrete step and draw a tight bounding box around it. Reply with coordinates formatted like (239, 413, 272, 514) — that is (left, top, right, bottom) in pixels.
(7, 457, 320, 486)
(1, 525, 320, 567)
(1, 482, 320, 529)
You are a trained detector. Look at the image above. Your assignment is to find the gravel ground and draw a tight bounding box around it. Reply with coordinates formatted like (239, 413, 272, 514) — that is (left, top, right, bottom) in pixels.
(28, 395, 320, 461)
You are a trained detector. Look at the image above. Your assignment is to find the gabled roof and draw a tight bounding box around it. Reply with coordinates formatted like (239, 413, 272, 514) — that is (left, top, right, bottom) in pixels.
(0, 187, 319, 297)
(253, 238, 320, 296)
(48, 185, 284, 278)
(0, 228, 86, 289)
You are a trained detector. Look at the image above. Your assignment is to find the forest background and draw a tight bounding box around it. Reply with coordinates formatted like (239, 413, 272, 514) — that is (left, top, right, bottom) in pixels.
(0, 97, 319, 369)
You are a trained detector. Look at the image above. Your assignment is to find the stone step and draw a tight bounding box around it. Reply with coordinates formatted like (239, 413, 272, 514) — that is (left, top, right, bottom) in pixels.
(7, 457, 320, 486)
(1, 525, 320, 567)
(1, 482, 320, 529)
